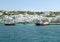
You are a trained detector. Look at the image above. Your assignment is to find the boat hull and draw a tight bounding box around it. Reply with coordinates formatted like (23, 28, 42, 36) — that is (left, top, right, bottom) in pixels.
(35, 23, 48, 26)
(5, 24, 15, 26)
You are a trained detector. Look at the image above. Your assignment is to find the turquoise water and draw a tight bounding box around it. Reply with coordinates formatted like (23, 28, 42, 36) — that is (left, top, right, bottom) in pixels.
(0, 24, 60, 42)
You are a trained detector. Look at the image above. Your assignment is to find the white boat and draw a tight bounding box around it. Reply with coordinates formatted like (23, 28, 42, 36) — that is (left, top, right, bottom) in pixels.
(3, 16, 15, 25)
(35, 18, 49, 26)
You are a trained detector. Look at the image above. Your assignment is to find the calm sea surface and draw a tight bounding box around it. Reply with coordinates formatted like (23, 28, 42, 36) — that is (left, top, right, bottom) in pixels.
(0, 24, 60, 42)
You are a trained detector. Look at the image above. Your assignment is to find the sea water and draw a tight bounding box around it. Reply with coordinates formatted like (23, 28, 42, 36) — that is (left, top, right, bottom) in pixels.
(0, 24, 60, 42)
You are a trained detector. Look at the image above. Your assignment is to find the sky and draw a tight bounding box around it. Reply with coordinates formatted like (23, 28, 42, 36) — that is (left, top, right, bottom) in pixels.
(0, 0, 60, 11)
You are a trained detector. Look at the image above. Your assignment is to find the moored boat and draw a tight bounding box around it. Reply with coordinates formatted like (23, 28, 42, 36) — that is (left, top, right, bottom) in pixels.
(35, 18, 49, 26)
(3, 15, 15, 26)
(35, 22, 49, 26)
(40, 22, 49, 26)
(4, 22, 15, 26)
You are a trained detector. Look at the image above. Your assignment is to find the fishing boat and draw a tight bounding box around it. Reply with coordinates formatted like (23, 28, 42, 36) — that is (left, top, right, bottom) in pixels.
(4, 22, 15, 25)
(40, 22, 49, 26)
(35, 18, 49, 26)
(35, 21, 49, 26)
(3, 16, 15, 26)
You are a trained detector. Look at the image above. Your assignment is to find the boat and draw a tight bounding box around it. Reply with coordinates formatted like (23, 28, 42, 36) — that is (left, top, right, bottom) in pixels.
(36, 21, 49, 26)
(4, 20, 15, 26)
(3, 16, 15, 26)
(4, 22, 15, 26)
(40, 22, 49, 26)
(35, 18, 49, 26)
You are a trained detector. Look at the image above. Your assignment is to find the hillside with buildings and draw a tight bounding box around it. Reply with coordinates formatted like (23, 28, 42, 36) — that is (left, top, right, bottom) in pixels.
(0, 10, 60, 24)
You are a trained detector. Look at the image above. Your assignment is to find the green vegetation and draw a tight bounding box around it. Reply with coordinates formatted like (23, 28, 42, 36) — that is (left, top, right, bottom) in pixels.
(0, 10, 44, 15)
(0, 10, 60, 16)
